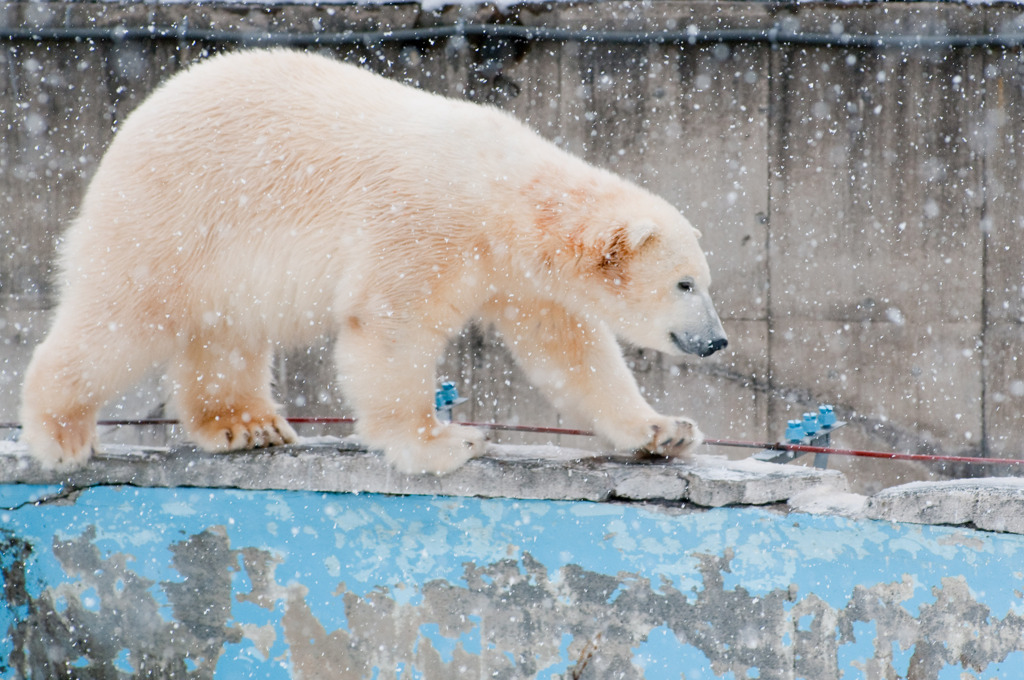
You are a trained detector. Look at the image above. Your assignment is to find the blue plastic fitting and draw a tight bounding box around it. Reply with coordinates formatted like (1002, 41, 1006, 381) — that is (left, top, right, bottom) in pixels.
(819, 404, 837, 428)
(436, 381, 460, 410)
(802, 412, 819, 436)
(785, 419, 804, 442)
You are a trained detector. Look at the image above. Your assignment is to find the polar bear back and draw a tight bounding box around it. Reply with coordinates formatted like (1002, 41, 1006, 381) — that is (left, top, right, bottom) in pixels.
(61, 50, 547, 343)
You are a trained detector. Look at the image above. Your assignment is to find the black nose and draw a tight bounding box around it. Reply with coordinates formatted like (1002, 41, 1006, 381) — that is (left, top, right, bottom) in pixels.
(702, 337, 728, 357)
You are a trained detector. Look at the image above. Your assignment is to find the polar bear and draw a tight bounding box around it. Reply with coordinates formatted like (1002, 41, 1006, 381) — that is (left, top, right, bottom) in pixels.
(20, 49, 728, 474)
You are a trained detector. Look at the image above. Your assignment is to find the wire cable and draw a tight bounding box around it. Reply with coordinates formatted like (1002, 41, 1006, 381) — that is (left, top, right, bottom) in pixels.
(2, 416, 1020, 467)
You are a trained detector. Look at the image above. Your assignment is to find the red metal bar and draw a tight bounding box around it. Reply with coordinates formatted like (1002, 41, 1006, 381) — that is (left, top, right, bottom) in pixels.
(706, 439, 1024, 466)
(2, 417, 1022, 467)
(457, 421, 595, 437)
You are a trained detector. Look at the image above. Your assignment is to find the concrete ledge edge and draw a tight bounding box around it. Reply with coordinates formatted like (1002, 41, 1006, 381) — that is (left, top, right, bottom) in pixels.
(3, 440, 1023, 534)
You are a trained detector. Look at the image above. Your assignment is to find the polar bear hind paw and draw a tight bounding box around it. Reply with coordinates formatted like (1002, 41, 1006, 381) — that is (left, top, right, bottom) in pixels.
(384, 423, 486, 475)
(20, 409, 97, 471)
(191, 412, 298, 452)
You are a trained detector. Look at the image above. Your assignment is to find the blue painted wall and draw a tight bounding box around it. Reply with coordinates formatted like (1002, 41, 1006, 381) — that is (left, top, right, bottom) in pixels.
(2, 485, 1023, 679)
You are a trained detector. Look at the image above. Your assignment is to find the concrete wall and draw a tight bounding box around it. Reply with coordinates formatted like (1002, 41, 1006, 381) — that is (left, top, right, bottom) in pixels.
(1, 1, 1023, 491)
(3, 440, 1024, 679)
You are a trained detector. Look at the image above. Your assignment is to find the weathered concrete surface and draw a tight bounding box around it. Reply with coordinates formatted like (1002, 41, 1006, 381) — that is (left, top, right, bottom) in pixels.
(3, 482, 1024, 680)
(0, 439, 846, 508)
(7, 439, 1024, 533)
(867, 478, 1024, 534)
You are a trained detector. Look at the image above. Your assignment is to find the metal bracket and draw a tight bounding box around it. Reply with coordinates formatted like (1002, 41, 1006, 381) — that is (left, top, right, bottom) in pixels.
(753, 405, 845, 469)
(435, 381, 468, 423)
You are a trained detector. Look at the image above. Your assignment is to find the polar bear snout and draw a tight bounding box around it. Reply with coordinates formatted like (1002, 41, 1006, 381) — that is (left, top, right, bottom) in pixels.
(667, 287, 729, 357)
(702, 336, 729, 357)
(671, 331, 729, 357)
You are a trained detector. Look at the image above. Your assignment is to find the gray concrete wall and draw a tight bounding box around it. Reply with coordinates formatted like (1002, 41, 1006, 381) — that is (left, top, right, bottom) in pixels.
(1, 1, 1023, 491)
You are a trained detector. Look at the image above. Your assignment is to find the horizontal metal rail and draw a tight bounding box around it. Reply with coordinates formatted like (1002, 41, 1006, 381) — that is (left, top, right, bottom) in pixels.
(0, 23, 1023, 49)
(2, 416, 1021, 467)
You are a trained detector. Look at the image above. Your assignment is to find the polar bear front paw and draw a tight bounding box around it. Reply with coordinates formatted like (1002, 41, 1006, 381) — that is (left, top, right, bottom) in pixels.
(639, 415, 704, 460)
(384, 423, 485, 475)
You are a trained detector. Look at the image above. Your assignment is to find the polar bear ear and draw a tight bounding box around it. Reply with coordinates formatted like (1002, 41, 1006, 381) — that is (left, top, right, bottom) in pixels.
(593, 221, 660, 272)
(625, 220, 659, 250)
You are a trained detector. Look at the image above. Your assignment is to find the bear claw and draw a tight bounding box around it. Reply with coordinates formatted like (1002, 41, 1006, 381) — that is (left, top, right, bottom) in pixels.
(193, 413, 298, 453)
(643, 417, 703, 460)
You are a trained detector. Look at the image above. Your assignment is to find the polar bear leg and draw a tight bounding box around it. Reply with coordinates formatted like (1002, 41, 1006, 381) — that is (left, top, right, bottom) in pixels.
(20, 313, 165, 469)
(484, 298, 703, 460)
(169, 338, 297, 452)
(334, 324, 484, 475)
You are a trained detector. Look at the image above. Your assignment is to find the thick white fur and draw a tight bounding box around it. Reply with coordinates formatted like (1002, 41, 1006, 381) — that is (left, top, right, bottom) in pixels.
(20, 49, 727, 474)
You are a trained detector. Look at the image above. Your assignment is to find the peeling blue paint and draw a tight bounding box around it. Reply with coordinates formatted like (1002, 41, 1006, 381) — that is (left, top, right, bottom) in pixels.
(837, 620, 877, 674)
(633, 624, 708, 678)
(0, 485, 63, 509)
(2, 485, 1024, 679)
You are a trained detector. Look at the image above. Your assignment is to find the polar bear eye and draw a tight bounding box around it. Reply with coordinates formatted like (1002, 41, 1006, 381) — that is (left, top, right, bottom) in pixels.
(677, 278, 695, 293)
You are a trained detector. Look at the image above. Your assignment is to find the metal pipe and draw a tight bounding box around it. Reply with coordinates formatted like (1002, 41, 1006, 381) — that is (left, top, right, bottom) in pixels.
(1, 23, 1023, 49)
(704, 438, 1024, 467)
(3, 416, 1020, 467)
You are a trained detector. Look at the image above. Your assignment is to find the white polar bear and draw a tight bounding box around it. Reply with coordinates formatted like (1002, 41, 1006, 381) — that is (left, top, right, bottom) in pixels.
(20, 49, 728, 474)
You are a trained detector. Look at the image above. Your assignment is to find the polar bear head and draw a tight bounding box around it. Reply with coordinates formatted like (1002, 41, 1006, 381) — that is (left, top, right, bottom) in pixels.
(584, 213, 728, 358)
(536, 192, 728, 359)
(519, 163, 728, 359)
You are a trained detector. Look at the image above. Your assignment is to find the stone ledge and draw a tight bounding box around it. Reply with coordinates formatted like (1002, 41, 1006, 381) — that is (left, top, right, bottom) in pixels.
(866, 478, 1024, 534)
(6, 440, 1024, 534)
(0, 438, 845, 509)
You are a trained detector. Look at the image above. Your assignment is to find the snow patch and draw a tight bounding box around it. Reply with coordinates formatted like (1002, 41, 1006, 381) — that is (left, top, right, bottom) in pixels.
(882, 477, 1024, 494)
(0, 440, 29, 458)
(788, 484, 869, 519)
(487, 442, 607, 463)
(691, 454, 822, 480)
